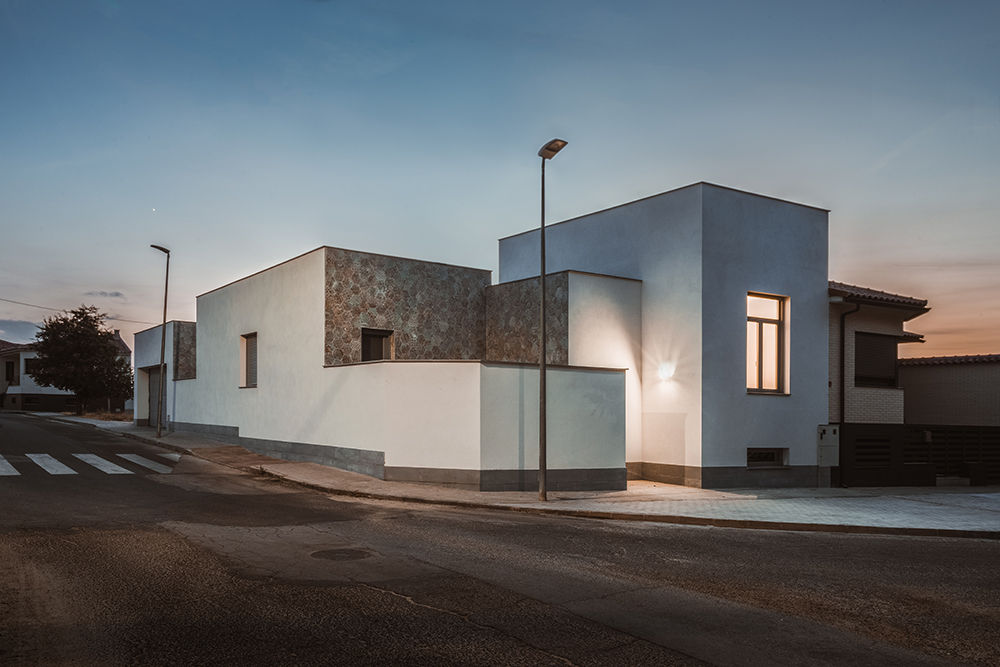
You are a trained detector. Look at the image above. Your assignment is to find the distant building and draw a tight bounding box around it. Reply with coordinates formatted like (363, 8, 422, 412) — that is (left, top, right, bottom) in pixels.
(0, 331, 132, 412)
(1, 340, 77, 411)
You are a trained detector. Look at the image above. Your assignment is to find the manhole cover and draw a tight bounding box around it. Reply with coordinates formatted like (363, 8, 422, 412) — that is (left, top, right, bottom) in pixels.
(311, 548, 373, 561)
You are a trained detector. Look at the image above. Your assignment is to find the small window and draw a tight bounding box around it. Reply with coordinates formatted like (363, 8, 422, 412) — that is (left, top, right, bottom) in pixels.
(747, 447, 788, 468)
(4, 360, 15, 384)
(746, 293, 785, 393)
(241, 333, 258, 388)
(855, 332, 897, 387)
(361, 328, 393, 361)
(24, 358, 40, 376)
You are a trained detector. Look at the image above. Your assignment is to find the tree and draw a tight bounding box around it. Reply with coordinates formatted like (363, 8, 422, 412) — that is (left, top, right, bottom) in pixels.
(30, 306, 133, 414)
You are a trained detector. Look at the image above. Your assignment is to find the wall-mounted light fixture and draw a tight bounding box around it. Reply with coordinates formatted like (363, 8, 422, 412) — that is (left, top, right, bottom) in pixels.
(658, 362, 676, 381)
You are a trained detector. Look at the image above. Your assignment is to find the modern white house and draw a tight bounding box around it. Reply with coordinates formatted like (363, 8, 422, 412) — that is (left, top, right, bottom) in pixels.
(498, 182, 830, 487)
(134, 248, 627, 490)
(134, 181, 999, 489)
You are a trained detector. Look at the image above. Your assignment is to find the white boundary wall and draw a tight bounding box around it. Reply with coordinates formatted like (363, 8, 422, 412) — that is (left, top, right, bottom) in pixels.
(157, 248, 625, 474)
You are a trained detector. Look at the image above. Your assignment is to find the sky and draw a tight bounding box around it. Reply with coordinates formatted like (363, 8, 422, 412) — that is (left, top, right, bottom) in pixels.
(1, 0, 998, 357)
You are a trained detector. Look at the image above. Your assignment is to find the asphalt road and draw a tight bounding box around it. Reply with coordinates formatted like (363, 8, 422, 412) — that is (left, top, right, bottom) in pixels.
(1, 412, 998, 666)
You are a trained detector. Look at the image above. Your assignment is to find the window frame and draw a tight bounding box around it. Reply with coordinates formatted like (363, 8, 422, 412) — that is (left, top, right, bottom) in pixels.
(854, 331, 899, 388)
(240, 332, 258, 388)
(746, 292, 786, 395)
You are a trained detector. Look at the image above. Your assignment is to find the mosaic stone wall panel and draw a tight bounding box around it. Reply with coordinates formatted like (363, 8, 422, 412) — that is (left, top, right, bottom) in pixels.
(325, 247, 491, 366)
(173, 321, 197, 380)
(485, 273, 568, 365)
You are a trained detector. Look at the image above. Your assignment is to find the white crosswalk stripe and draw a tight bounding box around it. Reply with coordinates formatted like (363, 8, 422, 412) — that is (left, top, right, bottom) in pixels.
(0, 455, 20, 476)
(117, 453, 172, 474)
(72, 453, 133, 475)
(156, 452, 182, 462)
(27, 454, 77, 475)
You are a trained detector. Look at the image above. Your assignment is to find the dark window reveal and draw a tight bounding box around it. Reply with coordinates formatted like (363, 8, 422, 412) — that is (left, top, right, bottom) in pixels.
(24, 358, 40, 376)
(242, 333, 258, 388)
(747, 447, 788, 468)
(4, 361, 14, 383)
(855, 332, 898, 388)
(361, 329, 393, 361)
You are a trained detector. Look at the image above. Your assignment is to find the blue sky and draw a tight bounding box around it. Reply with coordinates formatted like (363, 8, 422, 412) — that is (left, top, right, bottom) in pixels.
(1, 0, 998, 355)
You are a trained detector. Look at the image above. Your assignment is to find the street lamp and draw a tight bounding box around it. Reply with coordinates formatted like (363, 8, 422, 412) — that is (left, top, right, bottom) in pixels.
(151, 244, 170, 438)
(537, 138, 567, 501)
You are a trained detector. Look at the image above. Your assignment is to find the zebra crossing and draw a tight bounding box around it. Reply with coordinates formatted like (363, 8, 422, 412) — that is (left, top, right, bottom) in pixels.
(0, 451, 179, 477)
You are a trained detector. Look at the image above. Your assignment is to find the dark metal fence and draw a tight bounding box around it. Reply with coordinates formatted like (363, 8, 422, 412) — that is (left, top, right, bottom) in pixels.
(839, 423, 1000, 486)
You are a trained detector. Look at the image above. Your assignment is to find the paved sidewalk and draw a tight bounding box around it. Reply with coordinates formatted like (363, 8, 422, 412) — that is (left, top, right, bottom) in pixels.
(35, 413, 1000, 539)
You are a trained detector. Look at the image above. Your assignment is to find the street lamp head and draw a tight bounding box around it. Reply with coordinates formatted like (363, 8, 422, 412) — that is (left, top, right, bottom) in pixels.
(538, 138, 568, 160)
(151, 244, 170, 255)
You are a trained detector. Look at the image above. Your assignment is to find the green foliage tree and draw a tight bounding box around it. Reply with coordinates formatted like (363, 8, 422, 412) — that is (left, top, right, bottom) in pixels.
(30, 306, 133, 414)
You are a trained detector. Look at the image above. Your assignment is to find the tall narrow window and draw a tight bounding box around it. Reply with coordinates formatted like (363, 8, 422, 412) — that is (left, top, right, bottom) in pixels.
(747, 293, 785, 393)
(361, 328, 393, 361)
(241, 333, 257, 388)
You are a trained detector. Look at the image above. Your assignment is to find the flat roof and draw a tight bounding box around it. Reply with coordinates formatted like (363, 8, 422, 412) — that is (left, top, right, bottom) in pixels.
(198, 246, 491, 299)
(499, 181, 830, 242)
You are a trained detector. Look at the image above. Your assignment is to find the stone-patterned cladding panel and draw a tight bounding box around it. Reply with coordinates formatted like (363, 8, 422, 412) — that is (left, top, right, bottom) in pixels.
(485, 273, 568, 365)
(173, 322, 197, 380)
(324, 247, 491, 366)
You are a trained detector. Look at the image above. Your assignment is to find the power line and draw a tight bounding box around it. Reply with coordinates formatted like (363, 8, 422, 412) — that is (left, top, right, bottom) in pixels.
(0, 296, 157, 325)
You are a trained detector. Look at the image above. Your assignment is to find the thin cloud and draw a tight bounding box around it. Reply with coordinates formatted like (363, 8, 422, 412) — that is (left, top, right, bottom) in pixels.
(85, 290, 127, 299)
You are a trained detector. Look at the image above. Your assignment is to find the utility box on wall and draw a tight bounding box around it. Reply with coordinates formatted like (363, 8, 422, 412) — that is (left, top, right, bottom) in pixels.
(817, 424, 840, 467)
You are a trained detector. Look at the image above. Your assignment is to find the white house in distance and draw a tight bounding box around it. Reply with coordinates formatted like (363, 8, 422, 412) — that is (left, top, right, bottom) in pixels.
(1, 340, 77, 411)
(1, 332, 133, 412)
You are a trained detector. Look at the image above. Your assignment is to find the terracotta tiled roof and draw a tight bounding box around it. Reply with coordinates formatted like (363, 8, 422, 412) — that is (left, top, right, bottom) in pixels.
(899, 354, 1000, 366)
(828, 281, 928, 308)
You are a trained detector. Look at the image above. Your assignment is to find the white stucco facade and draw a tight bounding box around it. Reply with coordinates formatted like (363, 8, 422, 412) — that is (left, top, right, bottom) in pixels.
(498, 183, 829, 486)
(139, 248, 626, 490)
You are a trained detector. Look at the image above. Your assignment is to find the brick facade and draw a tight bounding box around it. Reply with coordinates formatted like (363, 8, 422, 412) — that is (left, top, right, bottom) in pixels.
(829, 304, 916, 424)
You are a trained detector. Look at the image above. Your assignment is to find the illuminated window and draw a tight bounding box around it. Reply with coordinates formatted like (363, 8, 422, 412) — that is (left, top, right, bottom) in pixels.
(746, 293, 785, 393)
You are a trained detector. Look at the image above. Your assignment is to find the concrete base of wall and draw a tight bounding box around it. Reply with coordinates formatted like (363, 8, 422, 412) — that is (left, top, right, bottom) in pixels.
(479, 468, 627, 492)
(168, 422, 624, 492)
(170, 421, 385, 479)
(387, 467, 627, 491)
(638, 462, 821, 488)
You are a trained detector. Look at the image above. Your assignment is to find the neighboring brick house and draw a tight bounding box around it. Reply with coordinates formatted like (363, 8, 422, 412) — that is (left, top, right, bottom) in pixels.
(899, 355, 1000, 426)
(827, 282, 928, 424)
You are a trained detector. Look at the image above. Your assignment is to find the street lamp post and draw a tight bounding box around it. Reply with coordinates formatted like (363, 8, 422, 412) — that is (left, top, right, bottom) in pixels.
(151, 244, 170, 438)
(537, 138, 567, 501)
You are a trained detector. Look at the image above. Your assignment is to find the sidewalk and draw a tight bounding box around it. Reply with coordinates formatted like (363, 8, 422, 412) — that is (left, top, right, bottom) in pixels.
(37, 413, 1000, 539)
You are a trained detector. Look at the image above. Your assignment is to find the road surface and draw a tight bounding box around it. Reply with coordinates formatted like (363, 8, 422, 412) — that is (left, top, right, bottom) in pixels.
(1, 412, 997, 665)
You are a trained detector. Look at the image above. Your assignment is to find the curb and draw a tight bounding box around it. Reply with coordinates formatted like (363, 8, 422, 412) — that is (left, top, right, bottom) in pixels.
(254, 466, 1000, 541)
(28, 413, 1000, 540)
